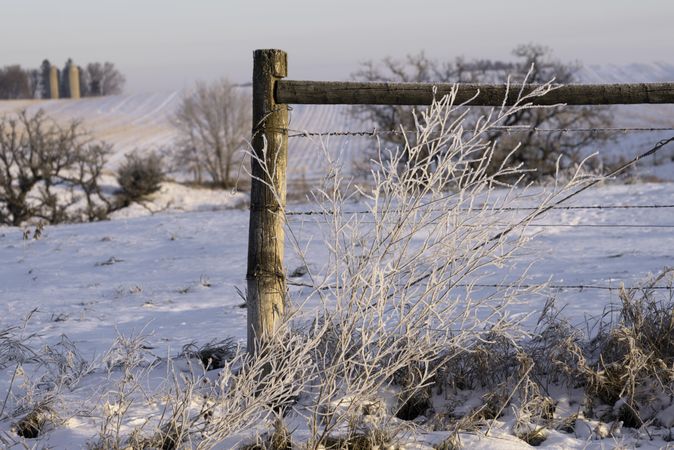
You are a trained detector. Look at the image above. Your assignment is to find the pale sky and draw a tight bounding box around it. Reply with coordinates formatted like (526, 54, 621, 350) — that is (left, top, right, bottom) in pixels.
(2, 0, 673, 93)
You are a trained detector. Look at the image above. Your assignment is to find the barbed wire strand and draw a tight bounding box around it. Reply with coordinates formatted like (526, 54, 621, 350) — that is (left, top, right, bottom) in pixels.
(286, 219, 674, 228)
(523, 223, 674, 228)
(287, 125, 674, 138)
(459, 283, 674, 291)
(286, 204, 674, 216)
(287, 280, 674, 292)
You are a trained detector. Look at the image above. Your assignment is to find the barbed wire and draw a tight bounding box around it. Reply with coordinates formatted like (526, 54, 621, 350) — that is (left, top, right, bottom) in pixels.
(287, 125, 674, 138)
(287, 280, 674, 291)
(461, 283, 674, 291)
(280, 117, 674, 304)
(286, 217, 674, 229)
(283, 139, 674, 251)
(278, 127, 674, 309)
(479, 137, 674, 240)
(288, 129, 398, 138)
(525, 223, 674, 228)
(285, 204, 674, 216)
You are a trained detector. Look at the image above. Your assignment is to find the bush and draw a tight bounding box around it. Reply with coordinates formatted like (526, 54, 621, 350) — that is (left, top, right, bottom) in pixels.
(0, 110, 122, 225)
(116, 152, 164, 203)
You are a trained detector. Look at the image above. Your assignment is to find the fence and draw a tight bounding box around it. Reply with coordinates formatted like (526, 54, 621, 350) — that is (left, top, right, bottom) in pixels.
(245, 48, 674, 353)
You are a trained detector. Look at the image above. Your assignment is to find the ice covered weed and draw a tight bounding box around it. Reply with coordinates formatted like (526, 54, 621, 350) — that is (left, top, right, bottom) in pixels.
(5, 272, 673, 448)
(261, 80, 597, 446)
(0, 309, 40, 370)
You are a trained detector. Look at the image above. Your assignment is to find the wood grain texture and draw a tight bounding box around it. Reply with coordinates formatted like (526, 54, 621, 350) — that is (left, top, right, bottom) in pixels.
(247, 49, 289, 353)
(277, 80, 674, 106)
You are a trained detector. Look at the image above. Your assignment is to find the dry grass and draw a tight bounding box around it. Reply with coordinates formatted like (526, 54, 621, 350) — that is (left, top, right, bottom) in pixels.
(240, 418, 292, 450)
(580, 269, 674, 427)
(3, 271, 672, 448)
(401, 269, 674, 445)
(13, 402, 56, 439)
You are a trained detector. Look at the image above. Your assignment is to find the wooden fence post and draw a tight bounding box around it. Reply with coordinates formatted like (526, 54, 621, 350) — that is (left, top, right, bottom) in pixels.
(247, 49, 289, 353)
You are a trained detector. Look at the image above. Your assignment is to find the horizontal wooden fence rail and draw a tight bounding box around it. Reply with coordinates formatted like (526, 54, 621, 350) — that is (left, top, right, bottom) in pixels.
(277, 80, 674, 106)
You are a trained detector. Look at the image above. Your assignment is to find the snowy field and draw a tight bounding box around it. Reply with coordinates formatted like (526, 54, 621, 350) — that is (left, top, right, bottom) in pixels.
(1, 180, 673, 448)
(1, 183, 671, 359)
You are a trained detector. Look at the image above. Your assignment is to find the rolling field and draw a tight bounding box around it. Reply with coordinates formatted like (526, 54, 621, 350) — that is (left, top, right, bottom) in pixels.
(0, 62, 672, 182)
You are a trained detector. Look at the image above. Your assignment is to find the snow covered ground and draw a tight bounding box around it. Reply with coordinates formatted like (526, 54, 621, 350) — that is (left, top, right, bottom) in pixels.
(0, 179, 673, 448)
(2, 182, 672, 357)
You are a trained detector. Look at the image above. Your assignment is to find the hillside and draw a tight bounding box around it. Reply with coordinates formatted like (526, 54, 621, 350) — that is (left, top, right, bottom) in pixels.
(0, 62, 672, 182)
(1, 181, 673, 448)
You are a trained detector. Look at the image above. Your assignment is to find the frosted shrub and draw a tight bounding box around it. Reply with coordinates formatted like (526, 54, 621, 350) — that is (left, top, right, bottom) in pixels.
(6, 81, 606, 449)
(116, 151, 165, 203)
(239, 80, 598, 445)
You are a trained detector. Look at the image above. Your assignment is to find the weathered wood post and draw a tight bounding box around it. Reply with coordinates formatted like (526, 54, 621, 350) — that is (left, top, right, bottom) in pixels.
(247, 49, 289, 353)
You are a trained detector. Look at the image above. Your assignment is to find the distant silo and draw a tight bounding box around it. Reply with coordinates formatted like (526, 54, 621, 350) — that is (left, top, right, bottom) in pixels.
(68, 65, 80, 99)
(49, 66, 59, 99)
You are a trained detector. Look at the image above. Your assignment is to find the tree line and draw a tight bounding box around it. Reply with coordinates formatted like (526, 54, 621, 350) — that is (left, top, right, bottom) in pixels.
(0, 44, 618, 227)
(0, 59, 125, 99)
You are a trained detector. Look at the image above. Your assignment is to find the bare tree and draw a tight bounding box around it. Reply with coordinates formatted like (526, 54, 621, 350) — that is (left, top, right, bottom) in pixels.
(0, 111, 123, 225)
(352, 44, 614, 181)
(171, 79, 251, 187)
(85, 62, 125, 96)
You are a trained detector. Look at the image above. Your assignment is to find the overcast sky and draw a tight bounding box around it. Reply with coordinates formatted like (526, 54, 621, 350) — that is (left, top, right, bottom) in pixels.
(3, 0, 673, 92)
